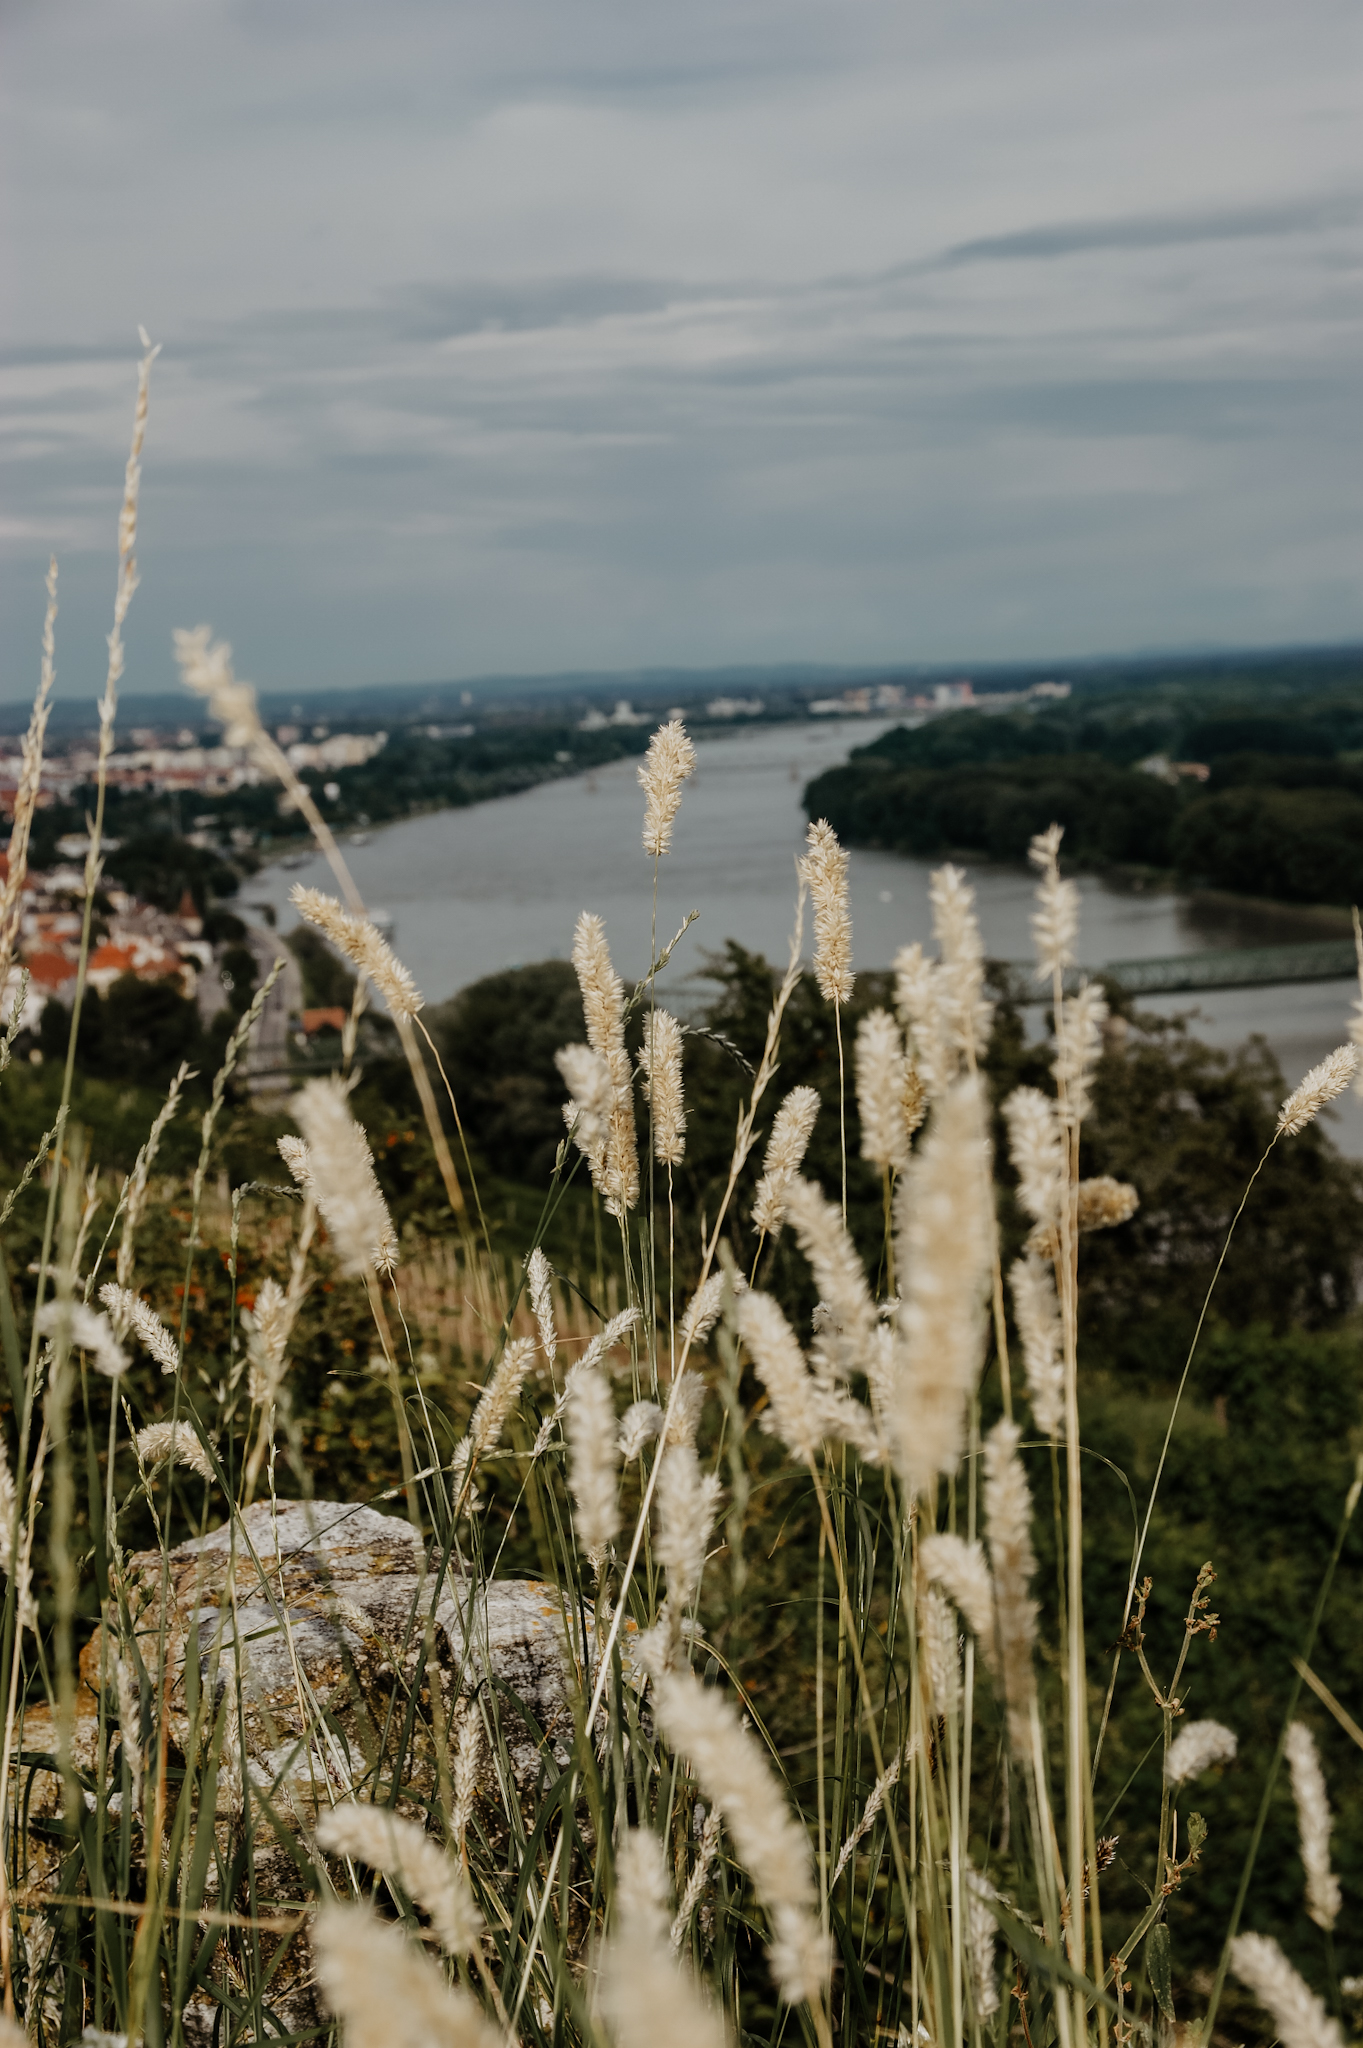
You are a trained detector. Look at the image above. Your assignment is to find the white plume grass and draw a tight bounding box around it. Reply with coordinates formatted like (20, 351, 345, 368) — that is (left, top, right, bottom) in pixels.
(1229, 1931, 1345, 2048)
(1284, 1721, 1341, 1931)
(290, 883, 423, 1019)
(313, 1905, 502, 2048)
(1278, 1045, 1358, 1136)
(653, 1664, 830, 2006)
(315, 1801, 482, 1953)
(855, 1008, 915, 1173)
(567, 1364, 621, 1572)
(1052, 981, 1108, 1127)
(1003, 1087, 1066, 1230)
(780, 1177, 876, 1376)
(36, 1301, 127, 1380)
(1165, 1719, 1237, 1785)
(929, 863, 992, 1068)
(1029, 824, 1079, 982)
(242, 1276, 296, 1406)
(800, 820, 852, 1007)
(290, 1079, 397, 1276)
(983, 1419, 1038, 1753)
(557, 1042, 614, 1185)
(599, 1828, 727, 2048)
(134, 1423, 214, 1484)
(638, 1008, 687, 1166)
(751, 1086, 820, 1235)
(97, 1283, 179, 1375)
(526, 1246, 557, 1362)
(638, 719, 697, 858)
(919, 1534, 998, 1677)
(890, 1077, 993, 1496)
(1009, 1255, 1064, 1439)
(571, 913, 639, 1214)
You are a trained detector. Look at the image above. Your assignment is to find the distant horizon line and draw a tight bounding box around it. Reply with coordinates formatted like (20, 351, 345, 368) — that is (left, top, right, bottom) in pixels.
(6, 634, 1362, 719)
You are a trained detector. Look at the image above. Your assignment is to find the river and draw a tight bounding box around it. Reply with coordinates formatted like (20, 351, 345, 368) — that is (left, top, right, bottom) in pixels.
(246, 718, 1363, 1156)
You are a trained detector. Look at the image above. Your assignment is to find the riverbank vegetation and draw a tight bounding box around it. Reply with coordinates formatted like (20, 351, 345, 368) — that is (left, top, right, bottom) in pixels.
(807, 692, 1363, 906)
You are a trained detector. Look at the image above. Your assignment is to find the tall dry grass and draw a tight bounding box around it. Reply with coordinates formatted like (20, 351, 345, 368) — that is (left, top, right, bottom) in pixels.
(0, 341, 1358, 2048)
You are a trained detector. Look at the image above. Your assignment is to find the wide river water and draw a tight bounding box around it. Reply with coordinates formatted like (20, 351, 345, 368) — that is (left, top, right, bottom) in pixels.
(248, 718, 1363, 1155)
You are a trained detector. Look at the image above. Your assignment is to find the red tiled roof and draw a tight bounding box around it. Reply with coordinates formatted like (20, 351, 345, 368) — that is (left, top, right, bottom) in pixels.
(24, 950, 77, 991)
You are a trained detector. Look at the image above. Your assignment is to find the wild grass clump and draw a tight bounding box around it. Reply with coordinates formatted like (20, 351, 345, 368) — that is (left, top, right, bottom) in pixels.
(1, 342, 1360, 2048)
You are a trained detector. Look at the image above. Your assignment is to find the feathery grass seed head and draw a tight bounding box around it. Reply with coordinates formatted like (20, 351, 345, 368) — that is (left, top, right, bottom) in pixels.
(277, 1134, 313, 1188)
(983, 1419, 1038, 1753)
(242, 1276, 294, 1405)
(737, 1292, 824, 1462)
(751, 1086, 820, 1234)
(1029, 824, 1080, 982)
(639, 1008, 687, 1165)
(1278, 1045, 1358, 1136)
(571, 912, 639, 1213)
(1285, 1721, 1341, 1930)
(654, 1664, 830, 2005)
(98, 1283, 179, 1375)
(600, 1828, 728, 2048)
(1229, 1932, 1346, 2048)
(1165, 1719, 1237, 1785)
(315, 1801, 482, 1953)
(1009, 1255, 1065, 1438)
(1052, 981, 1108, 1126)
(313, 1904, 502, 2048)
(0, 563, 58, 986)
(36, 1301, 127, 1379)
(890, 1078, 994, 1495)
(781, 1177, 876, 1377)
(619, 1400, 664, 1459)
(174, 627, 266, 753)
(290, 1079, 398, 1276)
(856, 1009, 913, 1173)
(922, 1587, 961, 1719)
(966, 1868, 1000, 2022)
(929, 864, 993, 1065)
(134, 1422, 214, 1483)
(466, 1336, 538, 1461)
(525, 1246, 557, 1361)
(1075, 1175, 1139, 1232)
(893, 942, 952, 1099)
(655, 1443, 722, 1614)
(800, 820, 852, 1007)
(556, 1042, 614, 1181)
(566, 1364, 621, 1572)
(638, 719, 697, 858)
(919, 1534, 997, 1675)
(663, 1373, 707, 1447)
(1003, 1087, 1066, 1229)
(679, 1271, 738, 1350)
(290, 884, 422, 1018)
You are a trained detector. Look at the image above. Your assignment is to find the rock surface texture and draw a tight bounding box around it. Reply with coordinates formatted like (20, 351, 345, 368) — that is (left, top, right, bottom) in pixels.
(13, 1498, 612, 2038)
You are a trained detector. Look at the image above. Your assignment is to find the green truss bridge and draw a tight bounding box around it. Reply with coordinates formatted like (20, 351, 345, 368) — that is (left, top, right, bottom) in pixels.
(1013, 937, 1360, 1001)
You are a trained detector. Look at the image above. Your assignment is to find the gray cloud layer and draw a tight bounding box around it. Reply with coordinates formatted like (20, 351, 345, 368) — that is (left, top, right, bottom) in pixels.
(2, 0, 1360, 701)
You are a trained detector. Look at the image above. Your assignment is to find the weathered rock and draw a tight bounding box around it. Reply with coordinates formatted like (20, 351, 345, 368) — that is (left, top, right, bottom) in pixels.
(13, 1499, 629, 2038)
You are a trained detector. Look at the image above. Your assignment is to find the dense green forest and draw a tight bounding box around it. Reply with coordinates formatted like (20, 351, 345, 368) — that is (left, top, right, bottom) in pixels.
(807, 689, 1363, 904)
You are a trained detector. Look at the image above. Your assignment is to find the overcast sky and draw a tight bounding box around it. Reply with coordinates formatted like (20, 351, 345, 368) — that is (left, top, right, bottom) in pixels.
(2, 0, 1360, 704)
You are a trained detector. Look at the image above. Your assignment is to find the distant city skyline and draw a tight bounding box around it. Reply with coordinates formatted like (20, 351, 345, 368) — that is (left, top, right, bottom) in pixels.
(3, 0, 1360, 706)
